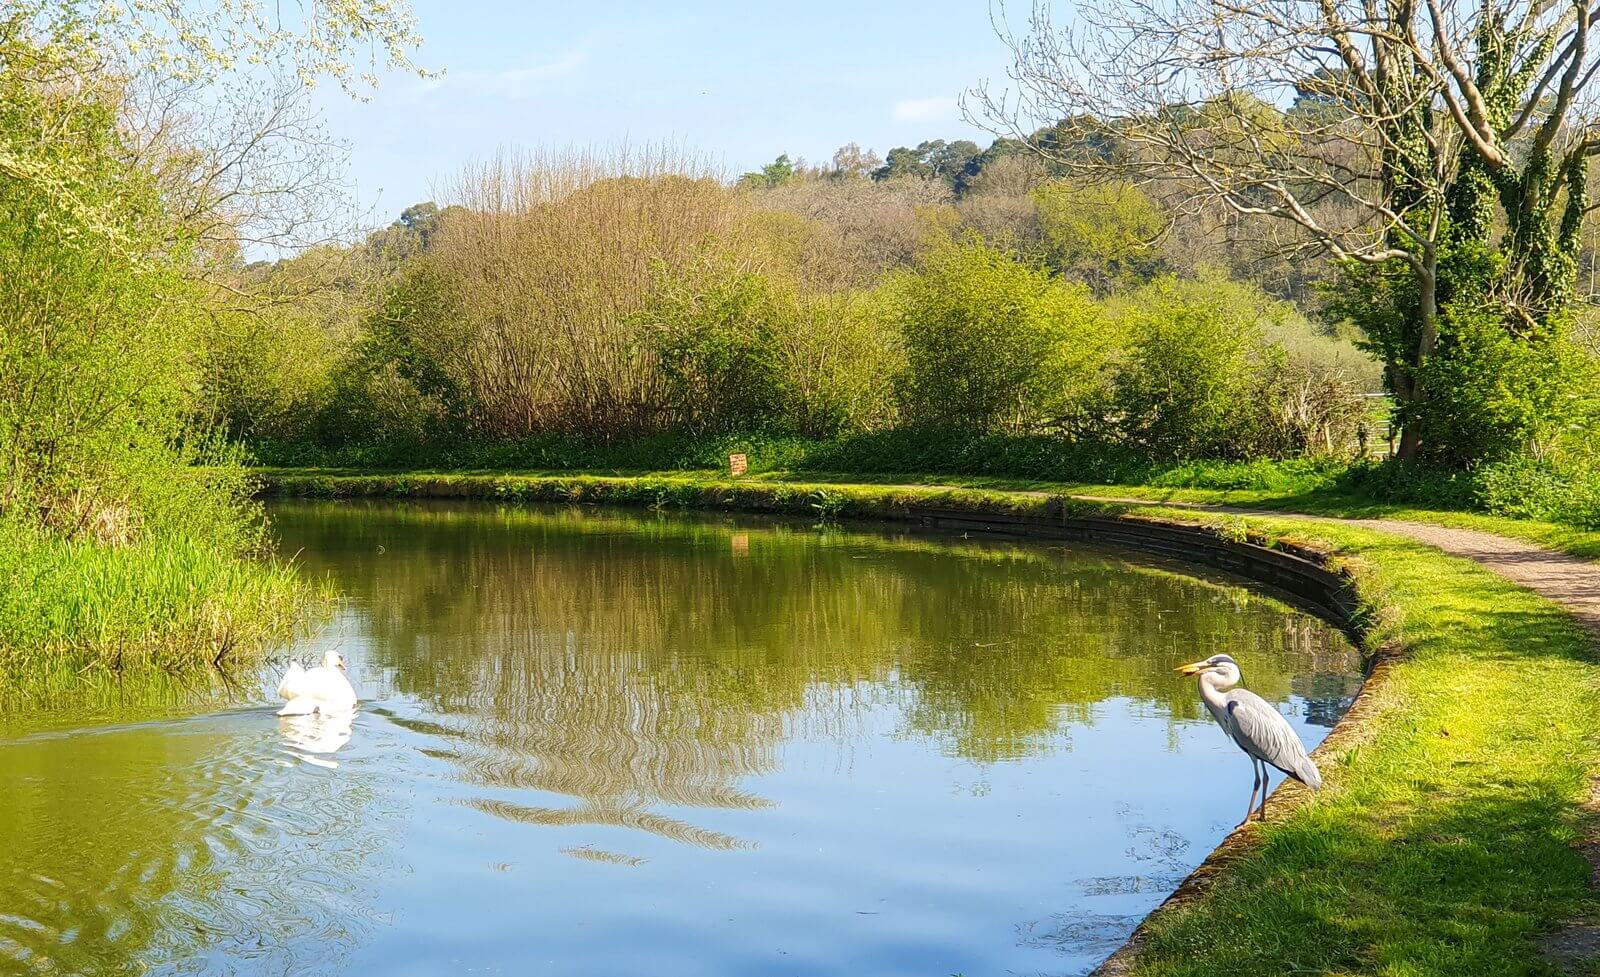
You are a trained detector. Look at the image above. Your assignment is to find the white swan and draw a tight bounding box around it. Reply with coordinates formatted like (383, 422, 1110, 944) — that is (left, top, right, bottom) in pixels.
(276, 650, 358, 716)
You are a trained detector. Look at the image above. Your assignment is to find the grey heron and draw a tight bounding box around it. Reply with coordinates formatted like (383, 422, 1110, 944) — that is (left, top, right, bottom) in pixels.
(1176, 653, 1321, 826)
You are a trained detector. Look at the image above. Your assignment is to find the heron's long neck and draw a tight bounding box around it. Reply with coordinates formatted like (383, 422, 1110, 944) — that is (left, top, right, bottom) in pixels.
(1198, 672, 1234, 714)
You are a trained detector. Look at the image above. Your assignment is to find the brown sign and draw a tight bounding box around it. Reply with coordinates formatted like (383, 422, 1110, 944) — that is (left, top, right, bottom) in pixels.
(728, 453, 748, 477)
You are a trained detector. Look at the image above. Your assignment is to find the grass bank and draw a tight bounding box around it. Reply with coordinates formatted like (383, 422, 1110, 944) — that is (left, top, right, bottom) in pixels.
(746, 469, 1600, 562)
(0, 518, 312, 712)
(259, 469, 1600, 977)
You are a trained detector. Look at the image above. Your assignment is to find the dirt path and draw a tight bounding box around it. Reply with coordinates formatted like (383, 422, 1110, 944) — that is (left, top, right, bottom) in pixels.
(1335, 517, 1600, 638)
(1113, 500, 1600, 639)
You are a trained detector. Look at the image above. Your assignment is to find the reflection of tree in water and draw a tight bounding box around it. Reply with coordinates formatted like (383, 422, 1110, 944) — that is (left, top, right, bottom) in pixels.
(272, 501, 1359, 841)
(0, 716, 401, 976)
(1293, 671, 1365, 729)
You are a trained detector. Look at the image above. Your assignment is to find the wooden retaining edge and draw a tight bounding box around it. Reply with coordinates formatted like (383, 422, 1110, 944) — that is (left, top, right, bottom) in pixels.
(902, 505, 1364, 635)
(262, 474, 1393, 974)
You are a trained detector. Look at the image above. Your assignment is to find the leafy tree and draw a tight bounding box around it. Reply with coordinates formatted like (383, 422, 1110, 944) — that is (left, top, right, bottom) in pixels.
(829, 143, 882, 180)
(5, 1, 425, 249)
(873, 139, 981, 190)
(739, 154, 796, 189)
(875, 144, 936, 182)
(1034, 181, 1167, 289)
(980, 0, 1600, 463)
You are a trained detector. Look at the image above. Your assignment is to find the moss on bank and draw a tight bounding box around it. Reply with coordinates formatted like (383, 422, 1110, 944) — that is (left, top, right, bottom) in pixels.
(259, 468, 1600, 977)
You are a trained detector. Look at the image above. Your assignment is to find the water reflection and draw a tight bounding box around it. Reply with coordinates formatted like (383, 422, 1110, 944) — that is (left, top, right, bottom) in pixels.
(0, 500, 1363, 977)
(279, 712, 354, 767)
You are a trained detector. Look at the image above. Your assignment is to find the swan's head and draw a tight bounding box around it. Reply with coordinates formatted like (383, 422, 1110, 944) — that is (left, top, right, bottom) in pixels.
(323, 650, 347, 672)
(1176, 653, 1241, 686)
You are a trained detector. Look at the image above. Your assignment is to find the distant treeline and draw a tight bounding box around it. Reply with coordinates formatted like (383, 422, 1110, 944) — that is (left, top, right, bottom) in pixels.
(215, 146, 1382, 468)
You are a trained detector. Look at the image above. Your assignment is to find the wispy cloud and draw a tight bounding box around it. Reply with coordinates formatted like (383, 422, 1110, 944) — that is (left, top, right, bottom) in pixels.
(409, 49, 589, 100)
(891, 96, 956, 123)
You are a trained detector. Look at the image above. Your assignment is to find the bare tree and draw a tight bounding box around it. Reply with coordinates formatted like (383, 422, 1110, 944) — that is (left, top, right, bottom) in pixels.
(973, 0, 1600, 458)
(123, 75, 355, 260)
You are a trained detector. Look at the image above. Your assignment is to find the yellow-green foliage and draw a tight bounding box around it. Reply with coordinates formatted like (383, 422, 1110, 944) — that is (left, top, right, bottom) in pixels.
(883, 235, 1115, 431)
(1033, 180, 1167, 287)
(1107, 276, 1377, 458)
(0, 24, 311, 679)
(212, 160, 1382, 463)
(204, 248, 374, 443)
(634, 255, 900, 437)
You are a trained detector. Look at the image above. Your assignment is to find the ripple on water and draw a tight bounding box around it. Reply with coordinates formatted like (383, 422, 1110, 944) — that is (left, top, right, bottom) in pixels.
(0, 710, 408, 976)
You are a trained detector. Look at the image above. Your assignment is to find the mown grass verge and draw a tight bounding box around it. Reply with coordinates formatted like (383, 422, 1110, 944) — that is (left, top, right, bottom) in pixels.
(1104, 507, 1600, 977)
(747, 469, 1600, 562)
(259, 469, 1600, 977)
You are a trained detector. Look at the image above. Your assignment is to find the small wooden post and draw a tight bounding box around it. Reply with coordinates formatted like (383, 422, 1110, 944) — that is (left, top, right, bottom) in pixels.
(728, 453, 748, 477)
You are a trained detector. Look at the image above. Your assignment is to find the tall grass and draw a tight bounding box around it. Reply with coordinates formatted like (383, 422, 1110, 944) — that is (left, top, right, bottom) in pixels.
(0, 517, 309, 692)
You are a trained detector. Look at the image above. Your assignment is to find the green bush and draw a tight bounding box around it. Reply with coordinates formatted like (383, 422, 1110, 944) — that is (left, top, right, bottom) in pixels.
(1472, 460, 1600, 527)
(0, 29, 308, 677)
(1108, 277, 1373, 460)
(639, 261, 789, 433)
(1411, 304, 1596, 465)
(885, 236, 1113, 432)
(1108, 279, 1273, 458)
(636, 260, 898, 437)
(1337, 459, 1600, 527)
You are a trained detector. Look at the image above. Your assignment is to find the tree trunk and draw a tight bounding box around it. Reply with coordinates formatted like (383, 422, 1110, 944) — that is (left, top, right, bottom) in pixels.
(1395, 258, 1438, 461)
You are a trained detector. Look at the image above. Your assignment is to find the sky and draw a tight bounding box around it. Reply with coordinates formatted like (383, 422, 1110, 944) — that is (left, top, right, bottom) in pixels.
(311, 0, 1019, 224)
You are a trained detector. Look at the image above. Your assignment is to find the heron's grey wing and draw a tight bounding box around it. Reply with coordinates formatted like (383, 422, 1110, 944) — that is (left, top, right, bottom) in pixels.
(1224, 690, 1321, 789)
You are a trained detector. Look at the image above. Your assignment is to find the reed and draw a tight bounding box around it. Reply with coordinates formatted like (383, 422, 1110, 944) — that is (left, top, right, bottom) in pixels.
(0, 518, 310, 700)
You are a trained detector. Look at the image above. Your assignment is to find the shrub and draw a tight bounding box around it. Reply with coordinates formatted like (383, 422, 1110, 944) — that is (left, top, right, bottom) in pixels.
(0, 31, 309, 676)
(885, 236, 1113, 432)
(1108, 277, 1375, 459)
(638, 261, 789, 434)
(1472, 459, 1600, 527)
(1409, 303, 1596, 465)
(1108, 279, 1274, 459)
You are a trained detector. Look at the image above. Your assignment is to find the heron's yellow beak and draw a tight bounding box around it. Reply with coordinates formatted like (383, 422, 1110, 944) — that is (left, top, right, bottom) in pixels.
(1175, 661, 1209, 675)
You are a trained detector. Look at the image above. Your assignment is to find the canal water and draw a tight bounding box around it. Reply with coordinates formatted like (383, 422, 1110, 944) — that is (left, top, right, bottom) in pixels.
(0, 501, 1361, 976)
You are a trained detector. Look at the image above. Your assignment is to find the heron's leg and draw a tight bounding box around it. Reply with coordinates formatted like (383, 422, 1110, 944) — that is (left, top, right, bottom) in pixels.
(1238, 758, 1261, 827)
(1256, 763, 1272, 821)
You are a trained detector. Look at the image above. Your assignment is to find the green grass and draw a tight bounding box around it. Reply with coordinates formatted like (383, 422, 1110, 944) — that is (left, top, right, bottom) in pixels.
(0, 520, 313, 710)
(1115, 508, 1600, 976)
(769, 471, 1600, 561)
(257, 469, 1600, 976)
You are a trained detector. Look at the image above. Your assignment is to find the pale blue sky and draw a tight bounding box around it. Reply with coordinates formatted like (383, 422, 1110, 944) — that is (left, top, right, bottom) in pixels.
(312, 0, 1016, 222)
